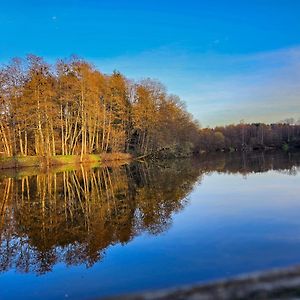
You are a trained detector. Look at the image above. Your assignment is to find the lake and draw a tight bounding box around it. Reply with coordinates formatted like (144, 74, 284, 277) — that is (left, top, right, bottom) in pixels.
(0, 151, 300, 299)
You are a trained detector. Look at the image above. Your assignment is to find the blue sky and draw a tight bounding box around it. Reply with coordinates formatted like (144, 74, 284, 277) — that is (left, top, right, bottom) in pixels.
(1, 0, 300, 126)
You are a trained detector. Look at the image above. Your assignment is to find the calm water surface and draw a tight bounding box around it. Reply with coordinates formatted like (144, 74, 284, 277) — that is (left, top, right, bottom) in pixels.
(0, 152, 300, 299)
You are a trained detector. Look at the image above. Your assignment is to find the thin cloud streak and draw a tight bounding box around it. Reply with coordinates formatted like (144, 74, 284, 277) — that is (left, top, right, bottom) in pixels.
(93, 45, 300, 126)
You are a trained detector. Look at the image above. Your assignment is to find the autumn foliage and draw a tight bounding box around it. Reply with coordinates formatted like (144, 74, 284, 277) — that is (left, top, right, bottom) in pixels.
(1, 55, 300, 161)
(0, 55, 200, 159)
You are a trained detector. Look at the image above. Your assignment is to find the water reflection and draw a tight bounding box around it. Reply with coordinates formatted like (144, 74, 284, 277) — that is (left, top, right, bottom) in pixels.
(0, 160, 201, 274)
(0, 151, 299, 275)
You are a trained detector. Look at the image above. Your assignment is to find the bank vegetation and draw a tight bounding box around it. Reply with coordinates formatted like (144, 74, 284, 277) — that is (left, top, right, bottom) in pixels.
(1, 55, 300, 168)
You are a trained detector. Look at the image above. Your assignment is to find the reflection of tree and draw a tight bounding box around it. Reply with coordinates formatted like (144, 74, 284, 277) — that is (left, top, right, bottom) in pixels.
(0, 151, 299, 275)
(197, 151, 300, 176)
(0, 159, 201, 274)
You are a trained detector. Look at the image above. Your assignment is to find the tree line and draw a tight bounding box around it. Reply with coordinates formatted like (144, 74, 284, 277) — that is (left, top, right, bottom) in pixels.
(1, 55, 299, 160)
(196, 122, 300, 153)
(0, 55, 199, 159)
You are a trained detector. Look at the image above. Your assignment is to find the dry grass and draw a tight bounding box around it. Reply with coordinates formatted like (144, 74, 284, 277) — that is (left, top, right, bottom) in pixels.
(0, 153, 133, 170)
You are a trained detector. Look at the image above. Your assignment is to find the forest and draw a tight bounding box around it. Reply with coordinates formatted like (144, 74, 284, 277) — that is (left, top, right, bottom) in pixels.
(197, 122, 300, 153)
(0, 55, 300, 163)
(0, 55, 199, 160)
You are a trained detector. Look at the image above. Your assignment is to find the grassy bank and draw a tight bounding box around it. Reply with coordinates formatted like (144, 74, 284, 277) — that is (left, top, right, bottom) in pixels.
(0, 153, 132, 170)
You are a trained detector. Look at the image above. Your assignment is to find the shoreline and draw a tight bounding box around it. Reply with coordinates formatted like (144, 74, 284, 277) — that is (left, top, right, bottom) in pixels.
(0, 153, 132, 171)
(1, 149, 299, 172)
(105, 264, 300, 300)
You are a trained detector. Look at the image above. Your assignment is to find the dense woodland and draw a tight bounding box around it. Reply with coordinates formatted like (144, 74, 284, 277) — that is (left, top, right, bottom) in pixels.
(197, 122, 300, 153)
(0, 55, 300, 160)
(0, 55, 199, 159)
